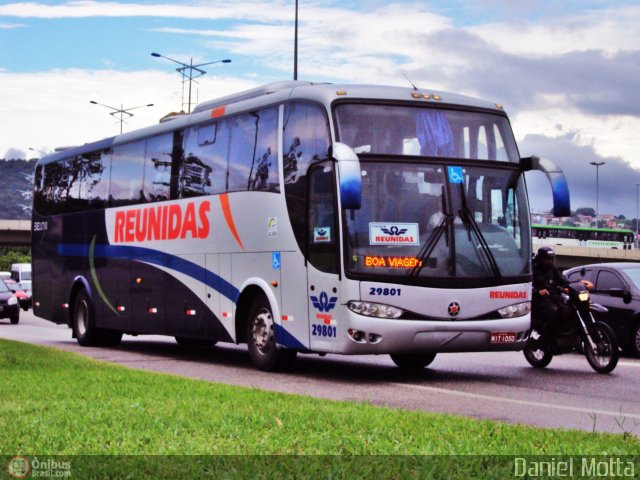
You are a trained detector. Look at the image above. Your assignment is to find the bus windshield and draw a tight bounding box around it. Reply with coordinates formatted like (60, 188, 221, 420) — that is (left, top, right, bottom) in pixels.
(335, 104, 519, 162)
(344, 161, 531, 284)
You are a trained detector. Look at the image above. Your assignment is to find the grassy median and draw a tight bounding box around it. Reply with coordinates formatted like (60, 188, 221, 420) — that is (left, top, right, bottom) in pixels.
(1, 338, 639, 478)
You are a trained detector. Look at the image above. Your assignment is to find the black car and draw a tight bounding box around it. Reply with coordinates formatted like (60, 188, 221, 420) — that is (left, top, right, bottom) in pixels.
(0, 279, 20, 324)
(565, 263, 640, 356)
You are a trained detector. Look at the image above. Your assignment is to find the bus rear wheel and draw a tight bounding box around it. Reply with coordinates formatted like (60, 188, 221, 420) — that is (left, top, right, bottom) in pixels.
(73, 290, 122, 347)
(390, 352, 436, 369)
(246, 296, 296, 371)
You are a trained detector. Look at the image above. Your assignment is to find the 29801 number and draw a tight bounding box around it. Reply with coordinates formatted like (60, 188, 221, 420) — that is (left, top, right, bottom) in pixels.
(312, 324, 337, 337)
(369, 287, 401, 296)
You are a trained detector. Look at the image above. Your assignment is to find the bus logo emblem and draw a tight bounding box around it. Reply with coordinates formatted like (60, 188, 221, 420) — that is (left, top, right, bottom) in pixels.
(311, 291, 337, 313)
(448, 302, 460, 317)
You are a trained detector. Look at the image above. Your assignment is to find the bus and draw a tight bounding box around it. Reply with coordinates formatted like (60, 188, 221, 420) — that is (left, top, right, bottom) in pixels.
(532, 224, 635, 250)
(32, 81, 570, 371)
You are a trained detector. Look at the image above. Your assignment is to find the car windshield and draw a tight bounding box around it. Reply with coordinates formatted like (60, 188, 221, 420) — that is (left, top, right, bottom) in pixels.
(0, 281, 9, 293)
(335, 104, 519, 162)
(621, 267, 640, 289)
(344, 161, 531, 285)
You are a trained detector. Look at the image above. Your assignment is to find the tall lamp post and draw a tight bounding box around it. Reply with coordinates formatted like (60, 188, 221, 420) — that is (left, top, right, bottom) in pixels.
(90, 100, 154, 134)
(151, 53, 231, 113)
(590, 161, 605, 228)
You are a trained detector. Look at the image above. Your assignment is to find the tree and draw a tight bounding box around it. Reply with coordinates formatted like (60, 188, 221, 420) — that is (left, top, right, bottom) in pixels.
(575, 207, 596, 217)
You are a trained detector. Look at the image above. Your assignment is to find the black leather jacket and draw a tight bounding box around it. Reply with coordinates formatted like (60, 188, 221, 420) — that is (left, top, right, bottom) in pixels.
(532, 263, 570, 302)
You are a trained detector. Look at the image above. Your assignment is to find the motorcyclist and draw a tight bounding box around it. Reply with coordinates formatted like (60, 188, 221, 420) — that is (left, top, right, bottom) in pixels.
(532, 246, 572, 331)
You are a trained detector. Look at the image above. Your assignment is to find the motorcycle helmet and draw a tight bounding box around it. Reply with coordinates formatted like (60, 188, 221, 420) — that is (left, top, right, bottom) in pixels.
(536, 246, 556, 269)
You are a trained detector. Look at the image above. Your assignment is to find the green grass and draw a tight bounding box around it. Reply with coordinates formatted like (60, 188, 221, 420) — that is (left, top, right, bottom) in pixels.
(1, 338, 639, 478)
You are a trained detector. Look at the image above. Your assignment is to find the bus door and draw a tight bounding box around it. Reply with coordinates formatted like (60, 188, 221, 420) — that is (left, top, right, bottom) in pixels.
(306, 162, 341, 351)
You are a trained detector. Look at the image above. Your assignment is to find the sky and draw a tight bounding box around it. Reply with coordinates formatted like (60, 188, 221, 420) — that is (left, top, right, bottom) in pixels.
(1, 0, 640, 216)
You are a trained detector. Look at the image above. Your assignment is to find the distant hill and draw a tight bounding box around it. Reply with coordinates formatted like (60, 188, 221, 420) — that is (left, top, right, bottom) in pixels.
(0, 159, 36, 220)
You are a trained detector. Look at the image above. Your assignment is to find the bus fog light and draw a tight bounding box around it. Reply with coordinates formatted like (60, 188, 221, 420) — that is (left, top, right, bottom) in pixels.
(347, 301, 403, 319)
(498, 302, 531, 318)
(348, 328, 366, 342)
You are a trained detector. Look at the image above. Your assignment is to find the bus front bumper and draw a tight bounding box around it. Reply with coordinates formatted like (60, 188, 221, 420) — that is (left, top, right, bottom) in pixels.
(338, 312, 531, 355)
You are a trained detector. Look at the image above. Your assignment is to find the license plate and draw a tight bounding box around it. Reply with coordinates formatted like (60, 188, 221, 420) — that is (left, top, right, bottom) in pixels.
(490, 331, 516, 344)
(0, 306, 3, 312)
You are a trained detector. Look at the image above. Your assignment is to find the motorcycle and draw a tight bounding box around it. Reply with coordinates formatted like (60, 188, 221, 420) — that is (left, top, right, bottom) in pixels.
(524, 281, 619, 374)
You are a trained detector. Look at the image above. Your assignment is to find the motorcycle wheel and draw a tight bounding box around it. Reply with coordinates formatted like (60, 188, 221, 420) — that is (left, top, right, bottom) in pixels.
(523, 335, 553, 369)
(584, 322, 619, 374)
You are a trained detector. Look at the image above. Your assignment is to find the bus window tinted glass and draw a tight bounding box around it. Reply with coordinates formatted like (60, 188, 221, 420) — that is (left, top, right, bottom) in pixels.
(228, 107, 279, 192)
(335, 104, 518, 162)
(283, 102, 331, 252)
(181, 121, 227, 197)
(143, 133, 173, 202)
(110, 142, 145, 206)
(83, 150, 110, 209)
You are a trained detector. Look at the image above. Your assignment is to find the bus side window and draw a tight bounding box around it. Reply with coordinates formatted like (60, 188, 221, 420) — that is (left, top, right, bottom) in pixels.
(283, 101, 331, 254)
(307, 162, 339, 274)
(227, 107, 279, 193)
(110, 141, 145, 206)
(144, 133, 174, 202)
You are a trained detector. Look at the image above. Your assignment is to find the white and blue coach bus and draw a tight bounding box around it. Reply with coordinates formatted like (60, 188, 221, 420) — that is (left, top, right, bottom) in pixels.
(32, 81, 570, 370)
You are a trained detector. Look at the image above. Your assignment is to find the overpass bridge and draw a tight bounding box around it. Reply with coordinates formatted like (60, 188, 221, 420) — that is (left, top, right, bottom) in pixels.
(0, 220, 30, 247)
(533, 242, 640, 270)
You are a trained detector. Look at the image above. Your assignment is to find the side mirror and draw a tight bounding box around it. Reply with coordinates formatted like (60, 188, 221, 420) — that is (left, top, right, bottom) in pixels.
(521, 155, 570, 217)
(330, 142, 361, 210)
(608, 288, 632, 303)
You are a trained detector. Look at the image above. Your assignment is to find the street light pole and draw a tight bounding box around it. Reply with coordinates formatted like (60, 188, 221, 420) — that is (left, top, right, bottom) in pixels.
(90, 100, 154, 134)
(590, 161, 605, 228)
(151, 53, 231, 113)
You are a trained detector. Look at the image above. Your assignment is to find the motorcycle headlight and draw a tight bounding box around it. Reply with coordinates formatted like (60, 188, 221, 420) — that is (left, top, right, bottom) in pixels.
(8, 296, 17, 306)
(347, 301, 404, 319)
(578, 292, 589, 302)
(498, 301, 530, 319)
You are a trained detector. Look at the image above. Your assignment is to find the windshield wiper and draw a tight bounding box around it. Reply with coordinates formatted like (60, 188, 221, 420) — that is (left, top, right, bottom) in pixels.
(457, 179, 502, 280)
(458, 201, 502, 280)
(410, 213, 452, 277)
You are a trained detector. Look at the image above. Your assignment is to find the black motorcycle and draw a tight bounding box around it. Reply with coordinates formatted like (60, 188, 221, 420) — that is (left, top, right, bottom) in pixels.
(524, 281, 619, 374)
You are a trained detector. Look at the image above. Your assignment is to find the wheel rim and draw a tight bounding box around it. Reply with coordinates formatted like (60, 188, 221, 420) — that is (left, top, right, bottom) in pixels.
(587, 328, 612, 368)
(635, 327, 640, 354)
(76, 299, 88, 337)
(529, 347, 546, 361)
(251, 308, 273, 355)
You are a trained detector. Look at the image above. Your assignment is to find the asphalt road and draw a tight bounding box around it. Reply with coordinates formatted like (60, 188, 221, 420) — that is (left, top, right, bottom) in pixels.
(2, 310, 640, 436)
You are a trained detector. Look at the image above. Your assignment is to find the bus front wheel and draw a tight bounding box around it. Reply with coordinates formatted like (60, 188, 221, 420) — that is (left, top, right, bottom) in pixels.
(390, 352, 437, 369)
(246, 296, 296, 371)
(73, 290, 122, 347)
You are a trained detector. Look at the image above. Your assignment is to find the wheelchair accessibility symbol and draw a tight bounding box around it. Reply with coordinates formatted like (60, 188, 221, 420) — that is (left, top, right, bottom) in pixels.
(272, 252, 281, 270)
(448, 166, 464, 184)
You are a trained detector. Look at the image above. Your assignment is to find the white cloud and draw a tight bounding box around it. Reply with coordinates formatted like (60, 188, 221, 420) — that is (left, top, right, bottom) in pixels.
(0, 69, 257, 156)
(0, 22, 25, 28)
(0, 1, 293, 21)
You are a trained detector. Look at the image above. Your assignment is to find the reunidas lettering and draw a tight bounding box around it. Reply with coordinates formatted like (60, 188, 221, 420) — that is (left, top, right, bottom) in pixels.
(114, 201, 210, 243)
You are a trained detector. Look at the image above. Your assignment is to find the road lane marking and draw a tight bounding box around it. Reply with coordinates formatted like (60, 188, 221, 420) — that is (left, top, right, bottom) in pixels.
(619, 361, 640, 368)
(391, 383, 640, 420)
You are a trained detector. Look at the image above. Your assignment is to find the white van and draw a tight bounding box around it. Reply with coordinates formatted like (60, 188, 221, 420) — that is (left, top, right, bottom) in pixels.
(10, 263, 31, 282)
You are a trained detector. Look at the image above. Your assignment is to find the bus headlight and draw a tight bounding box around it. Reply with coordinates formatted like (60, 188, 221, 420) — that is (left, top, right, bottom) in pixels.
(347, 301, 404, 319)
(497, 302, 531, 318)
(8, 296, 17, 306)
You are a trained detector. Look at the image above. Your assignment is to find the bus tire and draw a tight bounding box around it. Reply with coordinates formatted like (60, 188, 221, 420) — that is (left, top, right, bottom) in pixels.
(246, 295, 296, 371)
(390, 352, 436, 369)
(72, 290, 122, 347)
